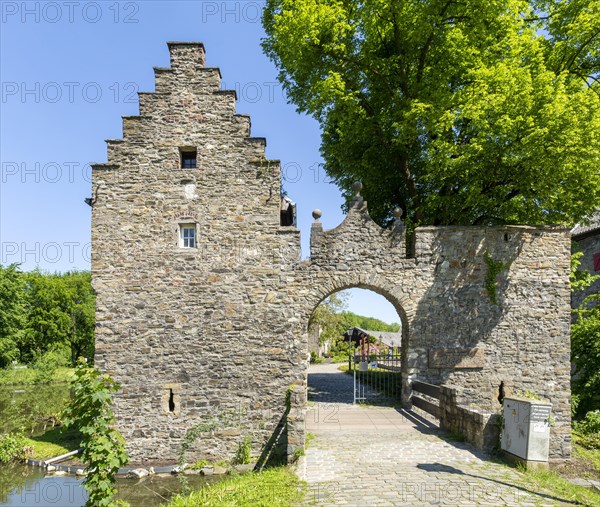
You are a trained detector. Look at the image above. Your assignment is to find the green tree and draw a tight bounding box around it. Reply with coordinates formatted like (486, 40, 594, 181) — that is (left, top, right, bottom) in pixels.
(342, 311, 400, 332)
(22, 270, 71, 362)
(310, 291, 349, 344)
(23, 271, 95, 365)
(63, 271, 96, 364)
(0, 264, 25, 367)
(263, 0, 600, 227)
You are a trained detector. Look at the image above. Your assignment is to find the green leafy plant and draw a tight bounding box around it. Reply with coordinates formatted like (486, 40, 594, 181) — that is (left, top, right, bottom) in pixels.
(517, 390, 542, 401)
(570, 252, 600, 419)
(176, 415, 228, 493)
(0, 433, 31, 463)
(166, 466, 304, 507)
(32, 347, 69, 384)
(292, 447, 305, 461)
(189, 459, 209, 470)
(574, 410, 600, 436)
(233, 435, 253, 465)
(309, 351, 324, 364)
(484, 252, 507, 304)
(62, 359, 129, 507)
(0, 264, 25, 368)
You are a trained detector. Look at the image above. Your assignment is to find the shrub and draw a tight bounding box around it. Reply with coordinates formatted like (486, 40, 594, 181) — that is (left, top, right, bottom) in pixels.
(189, 459, 209, 470)
(309, 351, 323, 364)
(0, 433, 31, 463)
(32, 347, 69, 384)
(233, 435, 252, 465)
(575, 410, 600, 435)
(573, 410, 600, 450)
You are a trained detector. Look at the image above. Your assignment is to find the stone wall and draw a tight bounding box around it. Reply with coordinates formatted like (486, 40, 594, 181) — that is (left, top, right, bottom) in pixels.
(303, 207, 571, 459)
(439, 385, 500, 452)
(92, 42, 572, 464)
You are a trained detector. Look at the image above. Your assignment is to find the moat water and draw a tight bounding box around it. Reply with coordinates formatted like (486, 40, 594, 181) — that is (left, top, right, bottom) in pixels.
(0, 385, 217, 506)
(0, 463, 217, 507)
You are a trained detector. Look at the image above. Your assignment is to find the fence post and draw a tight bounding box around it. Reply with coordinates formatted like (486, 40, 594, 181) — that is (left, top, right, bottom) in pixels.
(353, 360, 357, 405)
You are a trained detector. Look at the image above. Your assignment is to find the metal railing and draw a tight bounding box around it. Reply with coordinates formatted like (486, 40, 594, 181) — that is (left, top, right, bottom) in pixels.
(352, 354, 401, 405)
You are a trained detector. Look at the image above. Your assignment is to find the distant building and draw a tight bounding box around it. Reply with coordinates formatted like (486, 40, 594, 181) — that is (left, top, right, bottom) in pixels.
(343, 327, 402, 349)
(572, 213, 600, 310)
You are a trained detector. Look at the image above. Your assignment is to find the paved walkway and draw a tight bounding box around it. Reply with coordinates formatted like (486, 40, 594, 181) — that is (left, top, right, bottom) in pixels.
(299, 363, 572, 506)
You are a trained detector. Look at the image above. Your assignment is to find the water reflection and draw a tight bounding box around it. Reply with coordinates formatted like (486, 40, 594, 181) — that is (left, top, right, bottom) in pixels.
(0, 385, 71, 435)
(0, 465, 85, 507)
(0, 464, 220, 507)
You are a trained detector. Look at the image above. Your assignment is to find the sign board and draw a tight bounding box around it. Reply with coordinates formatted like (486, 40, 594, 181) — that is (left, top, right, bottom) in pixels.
(428, 348, 484, 369)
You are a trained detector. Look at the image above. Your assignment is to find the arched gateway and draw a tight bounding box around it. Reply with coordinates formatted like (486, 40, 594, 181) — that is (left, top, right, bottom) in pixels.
(91, 42, 572, 466)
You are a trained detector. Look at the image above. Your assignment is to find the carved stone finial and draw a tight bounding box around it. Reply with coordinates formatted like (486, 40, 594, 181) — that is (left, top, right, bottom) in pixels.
(393, 206, 405, 231)
(312, 209, 322, 221)
(350, 181, 364, 208)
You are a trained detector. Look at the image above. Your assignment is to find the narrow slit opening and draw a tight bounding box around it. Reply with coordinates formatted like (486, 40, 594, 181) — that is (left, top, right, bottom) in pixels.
(168, 389, 175, 412)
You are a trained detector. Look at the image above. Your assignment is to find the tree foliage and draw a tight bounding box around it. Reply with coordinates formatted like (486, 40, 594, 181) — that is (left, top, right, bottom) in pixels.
(0, 266, 95, 368)
(22, 270, 95, 365)
(0, 264, 25, 367)
(263, 0, 600, 227)
(342, 311, 400, 333)
(309, 291, 350, 344)
(571, 253, 600, 419)
(309, 291, 401, 346)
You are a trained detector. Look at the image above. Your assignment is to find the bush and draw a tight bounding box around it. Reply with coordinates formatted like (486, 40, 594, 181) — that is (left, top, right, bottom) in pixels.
(576, 432, 600, 450)
(309, 351, 323, 364)
(32, 347, 69, 384)
(575, 410, 600, 435)
(233, 435, 252, 465)
(573, 410, 600, 450)
(0, 433, 31, 463)
(331, 354, 349, 363)
(330, 340, 353, 357)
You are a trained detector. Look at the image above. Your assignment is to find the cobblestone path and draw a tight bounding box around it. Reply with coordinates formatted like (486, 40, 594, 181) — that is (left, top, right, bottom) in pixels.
(299, 363, 572, 507)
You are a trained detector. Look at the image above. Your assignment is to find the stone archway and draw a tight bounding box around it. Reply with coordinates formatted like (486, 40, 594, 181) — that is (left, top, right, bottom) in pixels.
(303, 278, 412, 406)
(286, 193, 572, 459)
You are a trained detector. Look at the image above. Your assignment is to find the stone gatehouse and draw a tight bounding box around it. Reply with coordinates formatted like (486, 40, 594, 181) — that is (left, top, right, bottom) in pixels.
(91, 42, 572, 465)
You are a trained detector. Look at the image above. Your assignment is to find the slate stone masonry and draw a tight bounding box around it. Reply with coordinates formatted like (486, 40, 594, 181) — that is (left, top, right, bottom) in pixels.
(92, 42, 572, 464)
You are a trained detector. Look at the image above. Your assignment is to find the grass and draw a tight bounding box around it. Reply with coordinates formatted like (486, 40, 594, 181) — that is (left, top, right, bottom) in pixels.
(0, 426, 81, 463)
(23, 426, 82, 460)
(0, 366, 75, 385)
(573, 439, 600, 473)
(338, 363, 402, 398)
(516, 466, 600, 507)
(164, 466, 305, 507)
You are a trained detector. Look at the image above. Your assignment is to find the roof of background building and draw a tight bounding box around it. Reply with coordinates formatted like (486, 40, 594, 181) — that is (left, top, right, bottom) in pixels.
(572, 212, 600, 240)
(344, 327, 402, 347)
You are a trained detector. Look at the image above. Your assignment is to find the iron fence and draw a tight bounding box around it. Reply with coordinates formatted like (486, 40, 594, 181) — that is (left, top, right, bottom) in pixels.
(352, 353, 401, 405)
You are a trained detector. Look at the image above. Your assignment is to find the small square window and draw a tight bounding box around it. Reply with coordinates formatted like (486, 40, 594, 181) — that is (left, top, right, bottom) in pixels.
(181, 150, 197, 169)
(179, 224, 197, 248)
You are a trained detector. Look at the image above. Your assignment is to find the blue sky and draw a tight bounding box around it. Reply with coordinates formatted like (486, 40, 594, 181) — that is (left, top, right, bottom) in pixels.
(0, 0, 399, 325)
